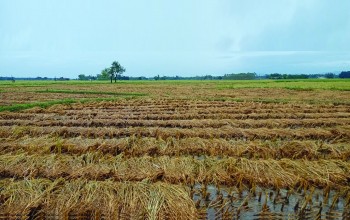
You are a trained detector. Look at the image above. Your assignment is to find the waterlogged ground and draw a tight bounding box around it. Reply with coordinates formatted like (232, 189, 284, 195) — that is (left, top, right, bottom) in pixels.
(193, 184, 349, 219)
(0, 79, 349, 219)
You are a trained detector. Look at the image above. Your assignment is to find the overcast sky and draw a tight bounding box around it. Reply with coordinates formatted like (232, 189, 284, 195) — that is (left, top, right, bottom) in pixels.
(1, 0, 350, 78)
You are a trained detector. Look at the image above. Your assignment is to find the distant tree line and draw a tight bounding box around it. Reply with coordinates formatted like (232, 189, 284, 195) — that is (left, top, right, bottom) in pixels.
(267, 73, 309, 79)
(75, 71, 350, 81)
(78, 72, 259, 81)
(153, 75, 223, 80)
(223, 73, 257, 80)
(3, 66, 350, 82)
(78, 74, 96, 80)
(0, 76, 69, 81)
(267, 71, 350, 79)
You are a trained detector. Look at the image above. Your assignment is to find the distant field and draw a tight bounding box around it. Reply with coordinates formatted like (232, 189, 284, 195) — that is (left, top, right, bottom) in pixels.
(1, 79, 350, 109)
(0, 79, 350, 219)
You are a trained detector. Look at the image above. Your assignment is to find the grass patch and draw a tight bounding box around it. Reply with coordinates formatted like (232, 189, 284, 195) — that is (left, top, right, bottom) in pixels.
(202, 97, 291, 103)
(201, 96, 350, 105)
(3, 79, 350, 91)
(36, 89, 146, 96)
(0, 99, 77, 112)
(216, 79, 350, 91)
(0, 95, 145, 112)
(329, 87, 350, 91)
(284, 87, 315, 91)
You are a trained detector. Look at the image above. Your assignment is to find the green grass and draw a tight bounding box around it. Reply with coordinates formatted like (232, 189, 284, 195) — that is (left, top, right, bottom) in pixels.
(35, 89, 146, 96)
(0, 80, 170, 88)
(216, 79, 350, 91)
(284, 87, 315, 91)
(1, 79, 350, 90)
(0, 96, 145, 112)
(0, 80, 137, 88)
(203, 97, 292, 104)
(0, 99, 78, 112)
(1, 79, 349, 110)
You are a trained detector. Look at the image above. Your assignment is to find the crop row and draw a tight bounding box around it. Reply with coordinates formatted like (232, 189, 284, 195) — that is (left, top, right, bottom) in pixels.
(56, 104, 350, 114)
(0, 178, 196, 219)
(1, 153, 349, 188)
(2, 125, 349, 141)
(34, 101, 350, 114)
(38, 98, 349, 109)
(1, 118, 350, 130)
(2, 111, 350, 122)
(2, 98, 348, 114)
(1, 178, 349, 219)
(1, 136, 349, 160)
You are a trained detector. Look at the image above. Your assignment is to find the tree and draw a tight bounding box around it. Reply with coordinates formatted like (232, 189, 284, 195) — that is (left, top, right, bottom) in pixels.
(204, 75, 213, 80)
(268, 73, 308, 79)
(324, 73, 335, 79)
(97, 68, 110, 80)
(286, 74, 308, 79)
(339, 71, 350, 78)
(268, 73, 283, 79)
(223, 72, 257, 80)
(78, 74, 87, 80)
(110, 61, 126, 83)
(108, 68, 114, 83)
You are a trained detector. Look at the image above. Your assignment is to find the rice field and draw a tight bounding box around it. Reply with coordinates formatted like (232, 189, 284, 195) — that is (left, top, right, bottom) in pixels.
(0, 79, 350, 219)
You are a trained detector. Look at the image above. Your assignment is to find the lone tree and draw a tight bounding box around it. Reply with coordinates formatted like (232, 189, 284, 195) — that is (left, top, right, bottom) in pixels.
(108, 61, 126, 83)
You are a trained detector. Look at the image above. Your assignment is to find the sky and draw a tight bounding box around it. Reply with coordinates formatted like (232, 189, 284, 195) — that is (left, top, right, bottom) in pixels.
(1, 0, 350, 78)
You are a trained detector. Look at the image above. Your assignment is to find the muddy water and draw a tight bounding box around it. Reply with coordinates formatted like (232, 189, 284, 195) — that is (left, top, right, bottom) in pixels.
(191, 184, 349, 219)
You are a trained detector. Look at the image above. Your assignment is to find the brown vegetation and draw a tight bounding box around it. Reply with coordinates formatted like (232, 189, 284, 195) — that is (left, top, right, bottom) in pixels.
(0, 82, 349, 219)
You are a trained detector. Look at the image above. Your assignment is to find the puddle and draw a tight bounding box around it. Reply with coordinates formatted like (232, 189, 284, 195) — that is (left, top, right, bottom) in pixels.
(191, 183, 349, 219)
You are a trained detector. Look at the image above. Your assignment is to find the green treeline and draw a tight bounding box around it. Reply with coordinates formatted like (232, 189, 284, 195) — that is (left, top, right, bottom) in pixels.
(222, 73, 257, 80)
(268, 73, 309, 79)
(76, 71, 350, 81)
